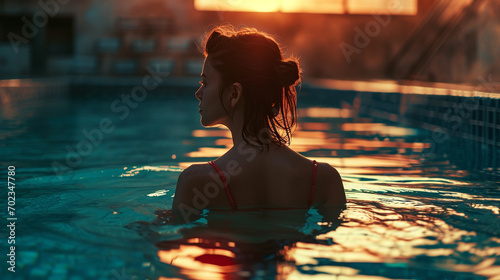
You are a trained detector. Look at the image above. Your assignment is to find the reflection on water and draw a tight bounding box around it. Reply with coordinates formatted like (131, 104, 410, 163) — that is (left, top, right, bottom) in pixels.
(2, 95, 499, 279)
(183, 107, 431, 175)
(146, 207, 343, 280)
(152, 107, 500, 279)
(145, 177, 500, 279)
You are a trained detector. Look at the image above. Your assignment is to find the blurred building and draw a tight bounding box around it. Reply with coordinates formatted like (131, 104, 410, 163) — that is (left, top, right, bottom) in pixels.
(0, 0, 498, 84)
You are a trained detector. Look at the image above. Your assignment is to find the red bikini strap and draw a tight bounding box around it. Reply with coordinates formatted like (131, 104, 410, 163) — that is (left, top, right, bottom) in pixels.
(308, 160, 318, 208)
(208, 161, 236, 210)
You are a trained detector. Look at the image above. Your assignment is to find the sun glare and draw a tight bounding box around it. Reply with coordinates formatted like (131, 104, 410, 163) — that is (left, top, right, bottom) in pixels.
(194, 0, 417, 15)
(281, 0, 344, 14)
(195, 0, 279, 13)
(347, 0, 418, 15)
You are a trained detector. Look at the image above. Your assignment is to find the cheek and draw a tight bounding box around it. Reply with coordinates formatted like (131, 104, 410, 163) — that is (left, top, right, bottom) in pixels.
(206, 87, 219, 104)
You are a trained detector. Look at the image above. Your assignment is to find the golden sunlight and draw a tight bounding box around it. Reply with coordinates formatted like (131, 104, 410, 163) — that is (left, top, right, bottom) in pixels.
(194, 0, 279, 13)
(194, 0, 417, 15)
(347, 0, 417, 15)
(281, 0, 344, 14)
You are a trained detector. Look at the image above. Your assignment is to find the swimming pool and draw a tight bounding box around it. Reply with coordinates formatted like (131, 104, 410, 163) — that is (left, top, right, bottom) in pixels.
(1, 81, 499, 280)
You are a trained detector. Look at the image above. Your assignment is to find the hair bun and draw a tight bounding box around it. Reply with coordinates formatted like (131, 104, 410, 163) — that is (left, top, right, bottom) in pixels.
(277, 60, 300, 87)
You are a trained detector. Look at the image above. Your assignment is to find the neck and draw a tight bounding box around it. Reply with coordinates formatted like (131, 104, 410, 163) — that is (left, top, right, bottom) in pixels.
(223, 108, 245, 147)
(225, 123, 263, 150)
(229, 127, 244, 147)
(223, 109, 270, 151)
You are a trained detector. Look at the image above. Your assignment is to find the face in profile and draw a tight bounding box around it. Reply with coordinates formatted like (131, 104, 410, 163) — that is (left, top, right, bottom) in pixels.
(195, 58, 230, 127)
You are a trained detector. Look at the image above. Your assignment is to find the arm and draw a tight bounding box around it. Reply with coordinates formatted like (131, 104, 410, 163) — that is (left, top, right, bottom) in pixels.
(171, 166, 204, 224)
(319, 162, 346, 205)
(316, 162, 346, 205)
(316, 163, 346, 224)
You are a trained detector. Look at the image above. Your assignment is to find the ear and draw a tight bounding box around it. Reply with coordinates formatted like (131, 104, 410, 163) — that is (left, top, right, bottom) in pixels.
(229, 82, 243, 109)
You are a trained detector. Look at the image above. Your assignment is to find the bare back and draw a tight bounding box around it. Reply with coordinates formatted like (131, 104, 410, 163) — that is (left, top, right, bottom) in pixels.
(173, 143, 346, 214)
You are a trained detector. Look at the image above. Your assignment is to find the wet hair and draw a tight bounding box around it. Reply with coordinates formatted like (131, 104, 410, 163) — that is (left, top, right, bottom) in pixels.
(202, 25, 301, 147)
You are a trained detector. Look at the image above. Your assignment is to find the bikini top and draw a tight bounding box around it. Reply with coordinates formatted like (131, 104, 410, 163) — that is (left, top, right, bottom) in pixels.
(208, 160, 318, 210)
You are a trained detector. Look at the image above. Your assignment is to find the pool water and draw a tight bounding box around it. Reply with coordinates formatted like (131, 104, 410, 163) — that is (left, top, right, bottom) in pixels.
(1, 86, 499, 280)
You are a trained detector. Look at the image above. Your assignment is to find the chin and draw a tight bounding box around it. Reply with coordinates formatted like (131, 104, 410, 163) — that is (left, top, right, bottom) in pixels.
(200, 117, 225, 128)
(200, 117, 214, 127)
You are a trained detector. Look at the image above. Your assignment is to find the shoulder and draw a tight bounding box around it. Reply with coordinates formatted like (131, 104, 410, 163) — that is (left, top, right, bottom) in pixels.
(177, 163, 212, 185)
(173, 164, 212, 204)
(175, 163, 215, 196)
(171, 163, 215, 223)
(316, 162, 341, 180)
(315, 161, 346, 204)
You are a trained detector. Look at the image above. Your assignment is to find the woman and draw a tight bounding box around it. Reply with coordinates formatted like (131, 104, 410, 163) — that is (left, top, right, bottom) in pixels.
(172, 25, 346, 222)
